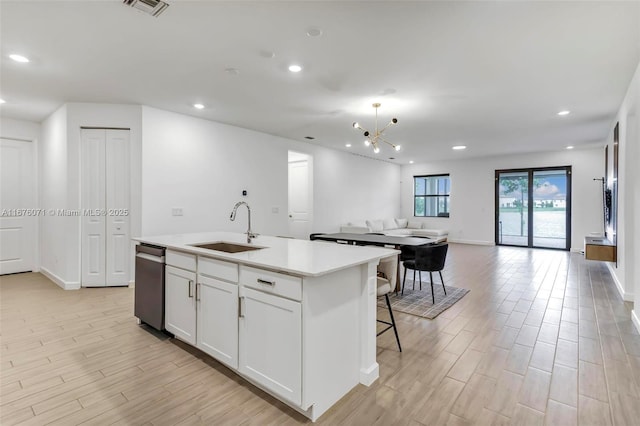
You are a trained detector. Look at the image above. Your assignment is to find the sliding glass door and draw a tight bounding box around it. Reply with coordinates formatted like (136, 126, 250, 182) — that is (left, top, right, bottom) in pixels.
(496, 167, 571, 250)
(496, 171, 529, 247)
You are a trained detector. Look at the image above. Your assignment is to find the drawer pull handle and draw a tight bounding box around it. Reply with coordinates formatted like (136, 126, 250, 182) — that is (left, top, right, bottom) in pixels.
(188, 280, 194, 298)
(257, 278, 275, 286)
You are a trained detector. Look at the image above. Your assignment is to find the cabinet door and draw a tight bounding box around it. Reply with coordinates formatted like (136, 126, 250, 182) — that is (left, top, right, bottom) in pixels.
(239, 287, 302, 406)
(197, 275, 238, 369)
(165, 265, 196, 345)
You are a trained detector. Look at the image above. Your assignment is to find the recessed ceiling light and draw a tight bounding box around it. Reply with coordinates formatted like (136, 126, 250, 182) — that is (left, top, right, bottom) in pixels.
(193, 103, 204, 109)
(0, 99, 5, 104)
(566, 146, 574, 150)
(409, 160, 414, 164)
(288, 64, 302, 73)
(557, 110, 571, 116)
(452, 145, 467, 150)
(345, 143, 352, 148)
(306, 27, 323, 37)
(9, 54, 29, 63)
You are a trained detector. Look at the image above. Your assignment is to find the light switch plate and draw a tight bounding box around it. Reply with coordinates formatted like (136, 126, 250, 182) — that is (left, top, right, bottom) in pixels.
(172, 208, 183, 216)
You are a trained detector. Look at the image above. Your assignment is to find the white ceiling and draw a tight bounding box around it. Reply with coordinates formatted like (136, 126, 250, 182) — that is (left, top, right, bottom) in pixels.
(1, 1, 639, 163)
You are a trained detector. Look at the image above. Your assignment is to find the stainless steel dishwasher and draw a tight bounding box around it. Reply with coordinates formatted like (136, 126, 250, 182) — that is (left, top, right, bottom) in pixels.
(134, 243, 166, 331)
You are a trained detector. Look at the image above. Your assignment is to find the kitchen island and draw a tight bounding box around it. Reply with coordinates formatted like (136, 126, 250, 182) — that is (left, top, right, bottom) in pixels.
(133, 232, 398, 421)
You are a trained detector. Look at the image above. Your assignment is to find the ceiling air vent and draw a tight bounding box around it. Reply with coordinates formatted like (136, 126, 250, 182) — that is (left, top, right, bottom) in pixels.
(123, 0, 169, 17)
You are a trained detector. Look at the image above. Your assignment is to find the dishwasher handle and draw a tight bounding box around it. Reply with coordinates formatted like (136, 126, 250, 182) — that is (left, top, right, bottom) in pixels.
(136, 253, 165, 263)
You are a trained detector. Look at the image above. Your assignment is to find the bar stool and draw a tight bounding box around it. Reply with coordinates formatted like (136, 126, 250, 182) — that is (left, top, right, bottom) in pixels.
(377, 256, 402, 352)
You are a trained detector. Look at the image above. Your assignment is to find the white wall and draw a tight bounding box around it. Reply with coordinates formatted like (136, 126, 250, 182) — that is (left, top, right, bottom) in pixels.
(65, 103, 143, 286)
(310, 149, 400, 232)
(605, 61, 640, 310)
(38, 103, 142, 288)
(39, 105, 69, 286)
(1, 117, 40, 141)
(141, 106, 400, 237)
(401, 148, 603, 249)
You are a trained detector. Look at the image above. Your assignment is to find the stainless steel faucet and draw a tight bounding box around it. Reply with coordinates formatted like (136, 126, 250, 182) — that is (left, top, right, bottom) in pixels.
(230, 201, 257, 243)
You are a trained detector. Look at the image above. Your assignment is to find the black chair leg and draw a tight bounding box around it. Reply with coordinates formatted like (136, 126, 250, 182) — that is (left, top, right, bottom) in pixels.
(429, 272, 435, 304)
(385, 294, 402, 352)
(439, 270, 446, 295)
(412, 270, 416, 290)
(419, 271, 422, 290)
(402, 267, 407, 295)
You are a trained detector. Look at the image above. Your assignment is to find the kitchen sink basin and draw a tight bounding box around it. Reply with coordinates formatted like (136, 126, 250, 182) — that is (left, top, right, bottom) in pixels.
(190, 241, 264, 253)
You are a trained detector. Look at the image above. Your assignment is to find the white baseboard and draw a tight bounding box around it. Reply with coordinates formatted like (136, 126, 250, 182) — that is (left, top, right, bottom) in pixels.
(570, 248, 584, 253)
(606, 262, 633, 301)
(447, 239, 495, 246)
(128, 280, 135, 288)
(40, 267, 81, 290)
(633, 310, 640, 335)
(359, 362, 379, 386)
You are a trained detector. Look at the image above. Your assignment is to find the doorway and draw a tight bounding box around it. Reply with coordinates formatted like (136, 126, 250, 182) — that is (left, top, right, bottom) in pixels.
(0, 138, 36, 274)
(287, 151, 313, 239)
(496, 166, 571, 250)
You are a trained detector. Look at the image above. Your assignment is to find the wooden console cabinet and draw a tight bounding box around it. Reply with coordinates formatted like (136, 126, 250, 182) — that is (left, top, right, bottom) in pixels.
(584, 236, 616, 262)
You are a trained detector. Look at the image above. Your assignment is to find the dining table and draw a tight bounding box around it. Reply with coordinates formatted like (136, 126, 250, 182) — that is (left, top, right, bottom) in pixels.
(310, 232, 439, 291)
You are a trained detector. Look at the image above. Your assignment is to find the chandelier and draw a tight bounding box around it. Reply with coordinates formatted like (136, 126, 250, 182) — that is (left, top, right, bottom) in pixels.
(352, 103, 400, 153)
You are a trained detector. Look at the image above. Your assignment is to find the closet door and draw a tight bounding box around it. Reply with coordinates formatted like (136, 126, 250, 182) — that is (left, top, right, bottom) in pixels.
(81, 129, 107, 286)
(105, 130, 130, 286)
(81, 128, 130, 287)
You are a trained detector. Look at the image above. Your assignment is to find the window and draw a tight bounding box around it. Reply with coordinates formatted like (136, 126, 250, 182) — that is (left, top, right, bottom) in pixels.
(414, 174, 450, 217)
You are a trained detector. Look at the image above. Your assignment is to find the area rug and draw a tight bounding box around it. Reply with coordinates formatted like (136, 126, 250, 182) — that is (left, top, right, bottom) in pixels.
(379, 280, 470, 320)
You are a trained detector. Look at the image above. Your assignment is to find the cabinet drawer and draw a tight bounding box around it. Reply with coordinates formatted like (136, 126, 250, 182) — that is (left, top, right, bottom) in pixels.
(240, 266, 302, 301)
(166, 250, 196, 271)
(198, 256, 238, 283)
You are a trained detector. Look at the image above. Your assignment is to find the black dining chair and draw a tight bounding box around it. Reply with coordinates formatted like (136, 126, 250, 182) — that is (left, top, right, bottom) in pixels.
(401, 243, 448, 303)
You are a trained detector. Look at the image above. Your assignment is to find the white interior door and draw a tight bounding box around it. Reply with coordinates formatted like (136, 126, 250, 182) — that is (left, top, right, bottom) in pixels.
(105, 130, 130, 286)
(82, 129, 107, 286)
(0, 138, 35, 275)
(288, 155, 312, 239)
(81, 128, 130, 287)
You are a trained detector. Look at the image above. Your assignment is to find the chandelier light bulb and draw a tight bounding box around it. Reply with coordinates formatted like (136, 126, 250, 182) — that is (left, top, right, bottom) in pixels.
(364, 140, 370, 146)
(373, 146, 380, 154)
(352, 122, 360, 129)
(394, 145, 401, 151)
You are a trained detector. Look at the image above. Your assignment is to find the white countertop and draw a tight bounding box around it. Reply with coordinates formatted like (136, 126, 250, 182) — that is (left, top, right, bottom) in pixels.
(133, 232, 399, 277)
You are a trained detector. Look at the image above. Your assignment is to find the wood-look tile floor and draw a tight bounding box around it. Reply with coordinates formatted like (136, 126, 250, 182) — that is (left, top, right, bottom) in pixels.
(2, 244, 640, 425)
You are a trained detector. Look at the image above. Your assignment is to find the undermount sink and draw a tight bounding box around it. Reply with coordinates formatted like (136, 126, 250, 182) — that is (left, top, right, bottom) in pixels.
(190, 241, 264, 253)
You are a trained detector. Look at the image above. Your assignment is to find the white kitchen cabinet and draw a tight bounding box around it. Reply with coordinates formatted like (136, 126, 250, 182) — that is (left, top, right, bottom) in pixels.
(196, 274, 238, 369)
(239, 286, 302, 406)
(164, 265, 196, 345)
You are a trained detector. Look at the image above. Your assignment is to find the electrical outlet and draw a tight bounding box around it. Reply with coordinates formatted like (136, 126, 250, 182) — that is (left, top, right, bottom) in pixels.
(272, 207, 279, 213)
(172, 208, 183, 216)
